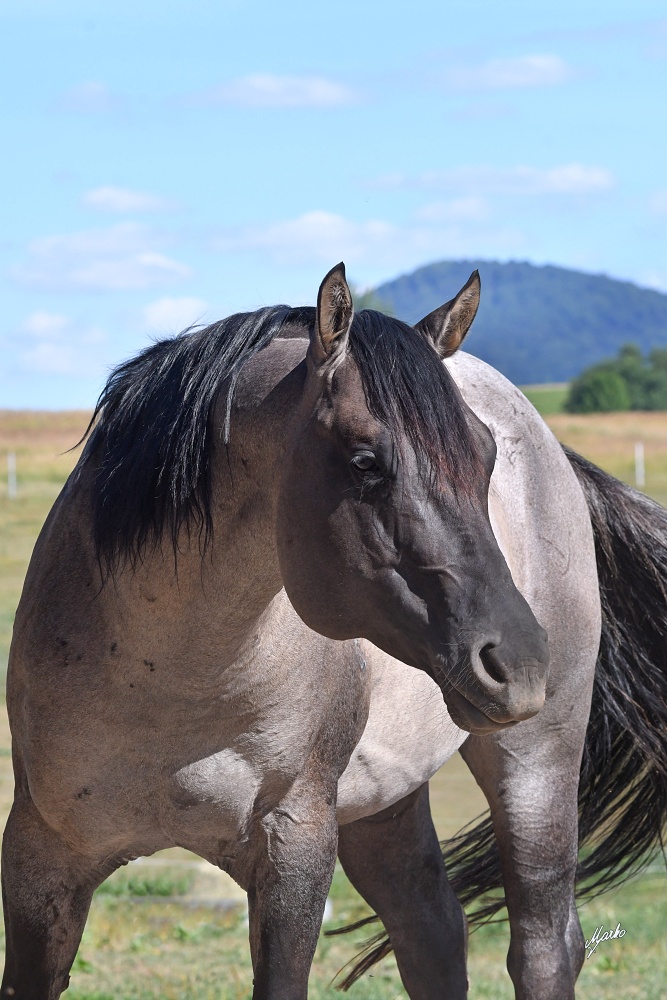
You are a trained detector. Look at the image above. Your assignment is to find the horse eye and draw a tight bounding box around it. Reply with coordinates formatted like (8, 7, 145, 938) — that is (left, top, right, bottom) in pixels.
(350, 452, 379, 472)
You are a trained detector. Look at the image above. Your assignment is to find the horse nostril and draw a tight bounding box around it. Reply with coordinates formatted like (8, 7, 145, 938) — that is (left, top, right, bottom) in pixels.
(479, 643, 506, 684)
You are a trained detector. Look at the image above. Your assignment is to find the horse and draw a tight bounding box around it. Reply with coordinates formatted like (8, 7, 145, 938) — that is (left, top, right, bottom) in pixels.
(3, 263, 550, 1000)
(4, 263, 666, 1000)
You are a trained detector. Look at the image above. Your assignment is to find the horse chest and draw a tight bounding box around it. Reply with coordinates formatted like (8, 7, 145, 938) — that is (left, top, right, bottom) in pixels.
(166, 749, 264, 843)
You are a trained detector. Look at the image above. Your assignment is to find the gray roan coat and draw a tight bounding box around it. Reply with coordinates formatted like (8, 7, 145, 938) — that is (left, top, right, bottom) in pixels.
(4, 265, 666, 1000)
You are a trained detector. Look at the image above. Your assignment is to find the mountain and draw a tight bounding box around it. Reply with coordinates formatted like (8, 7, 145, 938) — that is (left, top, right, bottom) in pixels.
(374, 260, 667, 385)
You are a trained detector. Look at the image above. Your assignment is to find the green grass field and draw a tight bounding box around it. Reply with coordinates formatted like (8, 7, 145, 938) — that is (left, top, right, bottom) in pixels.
(520, 382, 569, 415)
(0, 407, 665, 998)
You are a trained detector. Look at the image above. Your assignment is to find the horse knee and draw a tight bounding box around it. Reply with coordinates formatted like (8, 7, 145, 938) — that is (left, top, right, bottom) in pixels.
(565, 900, 585, 975)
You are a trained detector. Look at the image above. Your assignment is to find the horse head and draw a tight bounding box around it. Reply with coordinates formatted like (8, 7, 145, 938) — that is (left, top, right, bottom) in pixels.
(277, 263, 549, 735)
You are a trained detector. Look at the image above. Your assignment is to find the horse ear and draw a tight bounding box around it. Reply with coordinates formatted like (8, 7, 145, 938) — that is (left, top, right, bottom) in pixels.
(415, 270, 480, 359)
(309, 262, 354, 367)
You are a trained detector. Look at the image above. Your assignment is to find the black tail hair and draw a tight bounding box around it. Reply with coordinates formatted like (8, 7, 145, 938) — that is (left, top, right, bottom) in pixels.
(332, 446, 667, 989)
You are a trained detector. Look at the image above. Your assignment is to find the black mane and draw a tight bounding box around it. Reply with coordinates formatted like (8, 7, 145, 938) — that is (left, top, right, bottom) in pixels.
(83, 305, 482, 573)
(82, 306, 293, 573)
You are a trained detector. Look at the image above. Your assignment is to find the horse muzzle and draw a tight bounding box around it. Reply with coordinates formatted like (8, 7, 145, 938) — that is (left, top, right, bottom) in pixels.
(439, 630, 550, 734)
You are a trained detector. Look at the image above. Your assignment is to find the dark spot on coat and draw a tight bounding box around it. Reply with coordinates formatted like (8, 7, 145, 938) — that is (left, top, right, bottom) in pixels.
(58, 638, 68, 647)
(143, 659, 154, 670)
(75, 787, 92, 799)
(110, 642, 117, 653)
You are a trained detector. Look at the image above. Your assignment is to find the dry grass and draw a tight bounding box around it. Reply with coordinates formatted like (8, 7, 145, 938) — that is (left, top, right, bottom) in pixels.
(548, 411, 667, 505)
(0, 409, 88, 481)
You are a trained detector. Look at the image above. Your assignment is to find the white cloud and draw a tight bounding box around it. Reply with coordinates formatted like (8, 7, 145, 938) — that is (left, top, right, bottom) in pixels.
(414, 197, 490, 223)
(448, 100, 515, 121)
(19, 312, 108, 376)
(20, 341, 100, 376)
(211, 209, 525, 271)
(645, 19, 667, 58)
(213, 211, 394, 264)
(64, 253, 189, 290)
(83, 186, 175, 213)
(53, 81, 126, 114)
(11, 223, 192, 292)
(445, 54, 574, 90)
(377, 164, 615, 197)
(649, 190, 667, 215)
(185, 74, 358, 108)
(23, 311, 69, 338)
(142, 297, 209, 332)
(638, 269, 667, 293)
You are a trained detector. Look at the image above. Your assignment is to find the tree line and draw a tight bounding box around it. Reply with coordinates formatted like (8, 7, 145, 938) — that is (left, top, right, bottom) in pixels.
(565, 344, 667, 412)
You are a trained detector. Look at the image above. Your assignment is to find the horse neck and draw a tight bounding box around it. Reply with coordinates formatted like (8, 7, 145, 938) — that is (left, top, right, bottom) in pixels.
(196, 338, 308, 652)
(445, 351, 573, 598)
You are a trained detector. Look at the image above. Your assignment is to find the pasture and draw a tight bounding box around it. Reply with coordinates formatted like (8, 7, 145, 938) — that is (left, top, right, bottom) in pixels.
(520, 382, 569, 415)
(0, 407, 665, 999)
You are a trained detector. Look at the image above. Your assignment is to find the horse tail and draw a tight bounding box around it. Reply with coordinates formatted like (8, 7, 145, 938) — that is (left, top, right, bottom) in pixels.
(560, 446, 667, 890)
(332, 445, 667, 990)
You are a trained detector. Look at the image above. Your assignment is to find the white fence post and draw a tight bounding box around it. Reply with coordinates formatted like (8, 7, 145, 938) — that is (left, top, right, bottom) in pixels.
(7, 451, 18, 499)
(634, 441, 645, 488)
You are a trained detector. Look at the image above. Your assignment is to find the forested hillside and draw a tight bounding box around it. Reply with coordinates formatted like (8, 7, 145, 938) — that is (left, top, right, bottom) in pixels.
(374, 261, 667, 384)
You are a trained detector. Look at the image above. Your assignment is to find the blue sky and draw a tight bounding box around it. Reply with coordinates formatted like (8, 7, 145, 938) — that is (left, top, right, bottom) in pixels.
(1, 0, 667, 407)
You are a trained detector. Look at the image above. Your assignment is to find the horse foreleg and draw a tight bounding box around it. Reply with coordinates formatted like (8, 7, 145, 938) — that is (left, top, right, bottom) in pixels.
(242, 780, 338, 1000)
(460, 733, 584, 1000)
(1, 796, 107, 1000)
(338, 783, 468, 999)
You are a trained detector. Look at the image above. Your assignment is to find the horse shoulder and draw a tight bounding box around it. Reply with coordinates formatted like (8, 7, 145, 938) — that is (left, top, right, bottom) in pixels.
(336, 641, 466, 824)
